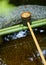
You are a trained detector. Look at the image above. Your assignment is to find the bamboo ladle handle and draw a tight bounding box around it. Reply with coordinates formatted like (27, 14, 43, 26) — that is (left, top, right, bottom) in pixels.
(21, 12, 46, 65)
(27, 22, 46, 65)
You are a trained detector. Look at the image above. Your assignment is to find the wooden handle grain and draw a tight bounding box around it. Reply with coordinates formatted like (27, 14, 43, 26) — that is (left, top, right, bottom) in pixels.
(27, 22, 46, 65)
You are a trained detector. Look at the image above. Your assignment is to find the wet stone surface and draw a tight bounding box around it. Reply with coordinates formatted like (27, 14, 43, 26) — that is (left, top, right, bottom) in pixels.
(0, 5, 46, 28)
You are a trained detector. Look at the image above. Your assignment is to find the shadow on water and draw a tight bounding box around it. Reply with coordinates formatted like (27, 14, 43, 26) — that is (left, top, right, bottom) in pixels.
(0, 26, 46, 65)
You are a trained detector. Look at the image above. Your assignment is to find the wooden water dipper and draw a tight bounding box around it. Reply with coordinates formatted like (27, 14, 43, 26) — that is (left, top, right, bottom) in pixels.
(21, 12, 46, 65)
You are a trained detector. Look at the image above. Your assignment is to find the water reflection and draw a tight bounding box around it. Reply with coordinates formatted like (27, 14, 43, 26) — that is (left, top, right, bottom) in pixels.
(37, 50, 46, 58)
(0, 27, 46, 65)
(3, 27, 46, 42)
(0, 57, 6, 65)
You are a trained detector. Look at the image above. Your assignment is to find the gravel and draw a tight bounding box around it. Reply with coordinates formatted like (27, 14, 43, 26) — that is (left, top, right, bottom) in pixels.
(0, 5, 46, 29)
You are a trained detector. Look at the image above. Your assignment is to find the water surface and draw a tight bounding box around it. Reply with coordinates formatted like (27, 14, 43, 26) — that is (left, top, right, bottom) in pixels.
(0, 27, 46, 65)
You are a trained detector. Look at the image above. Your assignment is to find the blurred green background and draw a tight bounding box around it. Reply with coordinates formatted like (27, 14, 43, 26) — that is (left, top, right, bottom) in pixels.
(0, 0, 15, 15)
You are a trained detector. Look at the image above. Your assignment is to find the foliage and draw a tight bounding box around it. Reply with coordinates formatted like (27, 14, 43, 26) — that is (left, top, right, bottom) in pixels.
(0, 0, 15, 15)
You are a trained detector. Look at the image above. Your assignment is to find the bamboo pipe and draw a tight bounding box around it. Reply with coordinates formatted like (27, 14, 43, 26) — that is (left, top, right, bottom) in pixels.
(0, 19, 46, 36)
(21, 12, 46, 65)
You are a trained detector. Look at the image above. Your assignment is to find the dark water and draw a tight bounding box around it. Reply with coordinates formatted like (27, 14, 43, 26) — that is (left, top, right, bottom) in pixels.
(0, 26, 46, 65)
(9, 0, 46, 6)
